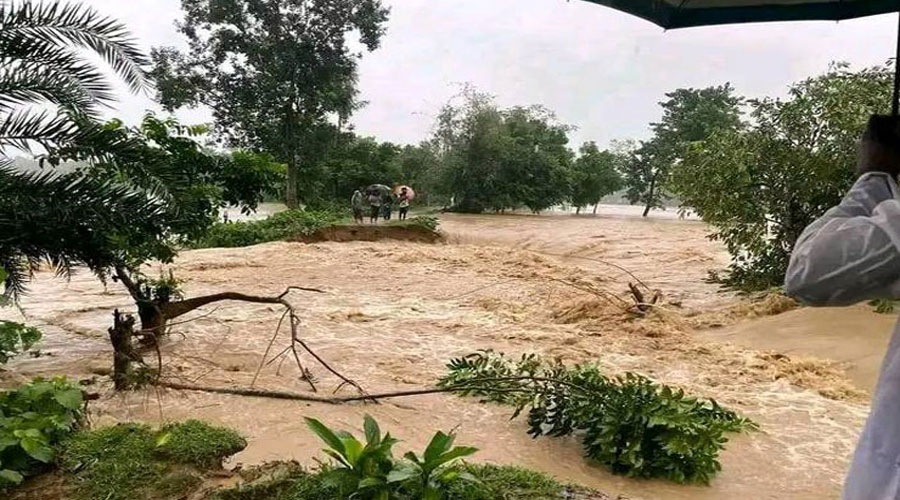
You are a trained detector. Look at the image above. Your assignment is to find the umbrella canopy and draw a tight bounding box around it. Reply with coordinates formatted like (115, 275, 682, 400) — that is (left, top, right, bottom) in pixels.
(394, 185, 416, 200)
(583, 1, 899, 30)
(584, 0, 900, 113)
(366, 184, 391, 195)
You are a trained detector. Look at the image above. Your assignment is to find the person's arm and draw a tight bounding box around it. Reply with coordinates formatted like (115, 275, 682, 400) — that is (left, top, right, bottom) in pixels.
(785, 172, 900, 306)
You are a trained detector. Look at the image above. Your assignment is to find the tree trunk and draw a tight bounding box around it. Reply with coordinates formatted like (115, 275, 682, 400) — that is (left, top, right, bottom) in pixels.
(642, 175, 657, 217)
(108, 310, 143, 390)
(576, 206, 581, 215)
(286, 154, 299, 209)
(593, 204, 598, 215)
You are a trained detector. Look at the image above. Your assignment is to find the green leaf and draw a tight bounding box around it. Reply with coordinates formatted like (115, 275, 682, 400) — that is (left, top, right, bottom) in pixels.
(53, 388, 83, 410)
(20, 437, 53, 463)
(386, 462, 421, 483)
(363, 414, 380, 446)
(423, 431, 454, 463)
(0, 469, 23, 484)
(341, 435, 364, 466)
(305, 417, 346, 456)
(155, 431, 172, 447)
(358, 477, 384, 489)
(429, 446, 479, 470)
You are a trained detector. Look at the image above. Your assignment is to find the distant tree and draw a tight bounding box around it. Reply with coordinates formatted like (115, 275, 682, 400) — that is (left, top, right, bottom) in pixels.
(432, 88, 573, 213)
(570, 141, 623, 214)
(670, 63, 892, 290)
(624, 85, 743, 216)
(497, 105, 573, 213)
(150, 0, 390, 209)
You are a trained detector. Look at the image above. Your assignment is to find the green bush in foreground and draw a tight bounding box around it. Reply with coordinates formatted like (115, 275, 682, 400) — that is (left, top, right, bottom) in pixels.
(61, 420, 245, 500)
(0, 377, 83, 488)
(439, 351, 757, 484)
(305, 415, 479, 499)
(191, 209, 343, 248)
(216, 463, 568, 500)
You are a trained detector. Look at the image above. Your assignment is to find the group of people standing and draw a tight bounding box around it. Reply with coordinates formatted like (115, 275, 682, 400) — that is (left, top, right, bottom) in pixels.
(351, 186, 411, 224)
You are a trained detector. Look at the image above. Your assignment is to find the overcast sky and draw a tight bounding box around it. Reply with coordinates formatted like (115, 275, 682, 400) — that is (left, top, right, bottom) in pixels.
(85, 0, 898, 148)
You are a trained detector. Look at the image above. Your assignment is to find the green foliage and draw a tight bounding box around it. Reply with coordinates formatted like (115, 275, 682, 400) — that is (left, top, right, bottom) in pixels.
(0, 377, 84, 489)
(869, 299, 898, 314)
(569, 141, 623, 212)
(670, 63, 892, 291)
(305, 415, 399, 499)
(306, 415, 480, 500)
(61, 420, 245, 500)
(151, 0, 390, 208)
(216, 463, 568, 500)
(154, 419, 247, 469)
(433, 87, 574, 214)
(0, 321, 41, 364)
(439, 351, 756, 484)
(624, 84, 743, 216)
(0, 1, 149, 154)
(393, 216, 440, 232)
(192, 209, 343, 248)
(388, 430, 479, 500)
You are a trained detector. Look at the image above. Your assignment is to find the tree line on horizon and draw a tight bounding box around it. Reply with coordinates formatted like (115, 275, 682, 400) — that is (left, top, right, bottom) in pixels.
(1, 0, 894, 301)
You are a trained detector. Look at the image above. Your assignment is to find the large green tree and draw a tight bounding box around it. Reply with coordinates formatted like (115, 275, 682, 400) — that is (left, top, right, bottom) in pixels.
(432, 89, 573, 213)
(570, 141, 623, 214)
(150, 0, 390, 209)
(624, 85, 743, 216)
(670, 63, 892, 290)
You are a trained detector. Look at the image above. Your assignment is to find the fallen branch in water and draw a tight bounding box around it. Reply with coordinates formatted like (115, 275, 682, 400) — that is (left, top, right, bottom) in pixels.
(157, 376, 585, 404)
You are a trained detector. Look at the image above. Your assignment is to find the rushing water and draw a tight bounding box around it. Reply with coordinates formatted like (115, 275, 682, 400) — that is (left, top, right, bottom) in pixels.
(2, 211, 880, 500)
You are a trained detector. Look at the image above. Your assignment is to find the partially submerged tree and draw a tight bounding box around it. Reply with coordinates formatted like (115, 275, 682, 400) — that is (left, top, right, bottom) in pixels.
(150, 0, 390, 209)
(670, 63, 892, 290)
(624, 85, 742, 216)
(570, 141, 623, 214)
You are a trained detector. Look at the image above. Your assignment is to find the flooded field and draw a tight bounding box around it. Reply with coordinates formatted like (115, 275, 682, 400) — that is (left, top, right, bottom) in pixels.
(2, 210, 889, 499)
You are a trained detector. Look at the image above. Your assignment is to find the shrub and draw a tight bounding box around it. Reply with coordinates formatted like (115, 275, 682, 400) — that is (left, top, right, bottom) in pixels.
(191, 209, 343, 248)
(398, 215, 440, 232)
(0, 321, 41, 364)
(439, 351, 756, 484)
(305, 415, 478, 500)
(0, 377, 83, 488)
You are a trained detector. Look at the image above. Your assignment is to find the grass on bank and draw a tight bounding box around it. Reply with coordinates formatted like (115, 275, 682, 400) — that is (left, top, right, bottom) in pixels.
(59, 420, 246, 500)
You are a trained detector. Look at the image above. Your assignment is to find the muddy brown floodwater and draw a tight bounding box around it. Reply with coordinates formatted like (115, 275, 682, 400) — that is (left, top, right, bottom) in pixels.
(1, 210, 886, 500)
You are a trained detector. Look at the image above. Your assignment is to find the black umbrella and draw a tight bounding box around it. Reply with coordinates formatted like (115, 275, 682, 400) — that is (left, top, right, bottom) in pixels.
(583, 0, 900, 114)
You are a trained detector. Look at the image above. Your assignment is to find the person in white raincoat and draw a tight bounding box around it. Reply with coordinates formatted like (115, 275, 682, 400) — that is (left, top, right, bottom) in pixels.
(785, 115, 900, 500)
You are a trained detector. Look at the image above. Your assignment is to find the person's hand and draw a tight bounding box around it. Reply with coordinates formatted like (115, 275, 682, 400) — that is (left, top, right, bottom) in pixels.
(857, 115, 900, 178)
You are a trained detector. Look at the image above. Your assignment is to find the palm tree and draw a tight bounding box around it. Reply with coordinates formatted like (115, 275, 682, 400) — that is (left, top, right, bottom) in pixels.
(0, 0, 154, 298)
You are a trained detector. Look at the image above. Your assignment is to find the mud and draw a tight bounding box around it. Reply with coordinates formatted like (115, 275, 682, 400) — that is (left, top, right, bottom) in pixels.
(295, 223, 444, 244)
(1, 211, 879, 500)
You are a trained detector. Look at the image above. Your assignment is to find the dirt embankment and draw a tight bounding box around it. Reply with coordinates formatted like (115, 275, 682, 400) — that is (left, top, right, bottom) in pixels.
(292, 223, 444, 244)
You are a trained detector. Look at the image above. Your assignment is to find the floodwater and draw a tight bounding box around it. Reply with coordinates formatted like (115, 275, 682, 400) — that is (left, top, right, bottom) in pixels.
(1, 208, 885, 500)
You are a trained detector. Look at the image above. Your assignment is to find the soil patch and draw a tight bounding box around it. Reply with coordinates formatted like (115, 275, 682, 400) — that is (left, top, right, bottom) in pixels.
(292, 224, 444, 244)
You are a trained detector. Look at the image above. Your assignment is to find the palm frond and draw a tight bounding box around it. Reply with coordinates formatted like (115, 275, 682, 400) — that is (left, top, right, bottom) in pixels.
(0, 108, 77, 152)
(0, 35, 116, 111)
(0, 164, 168, 299)
(0, 1, 150, 93)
